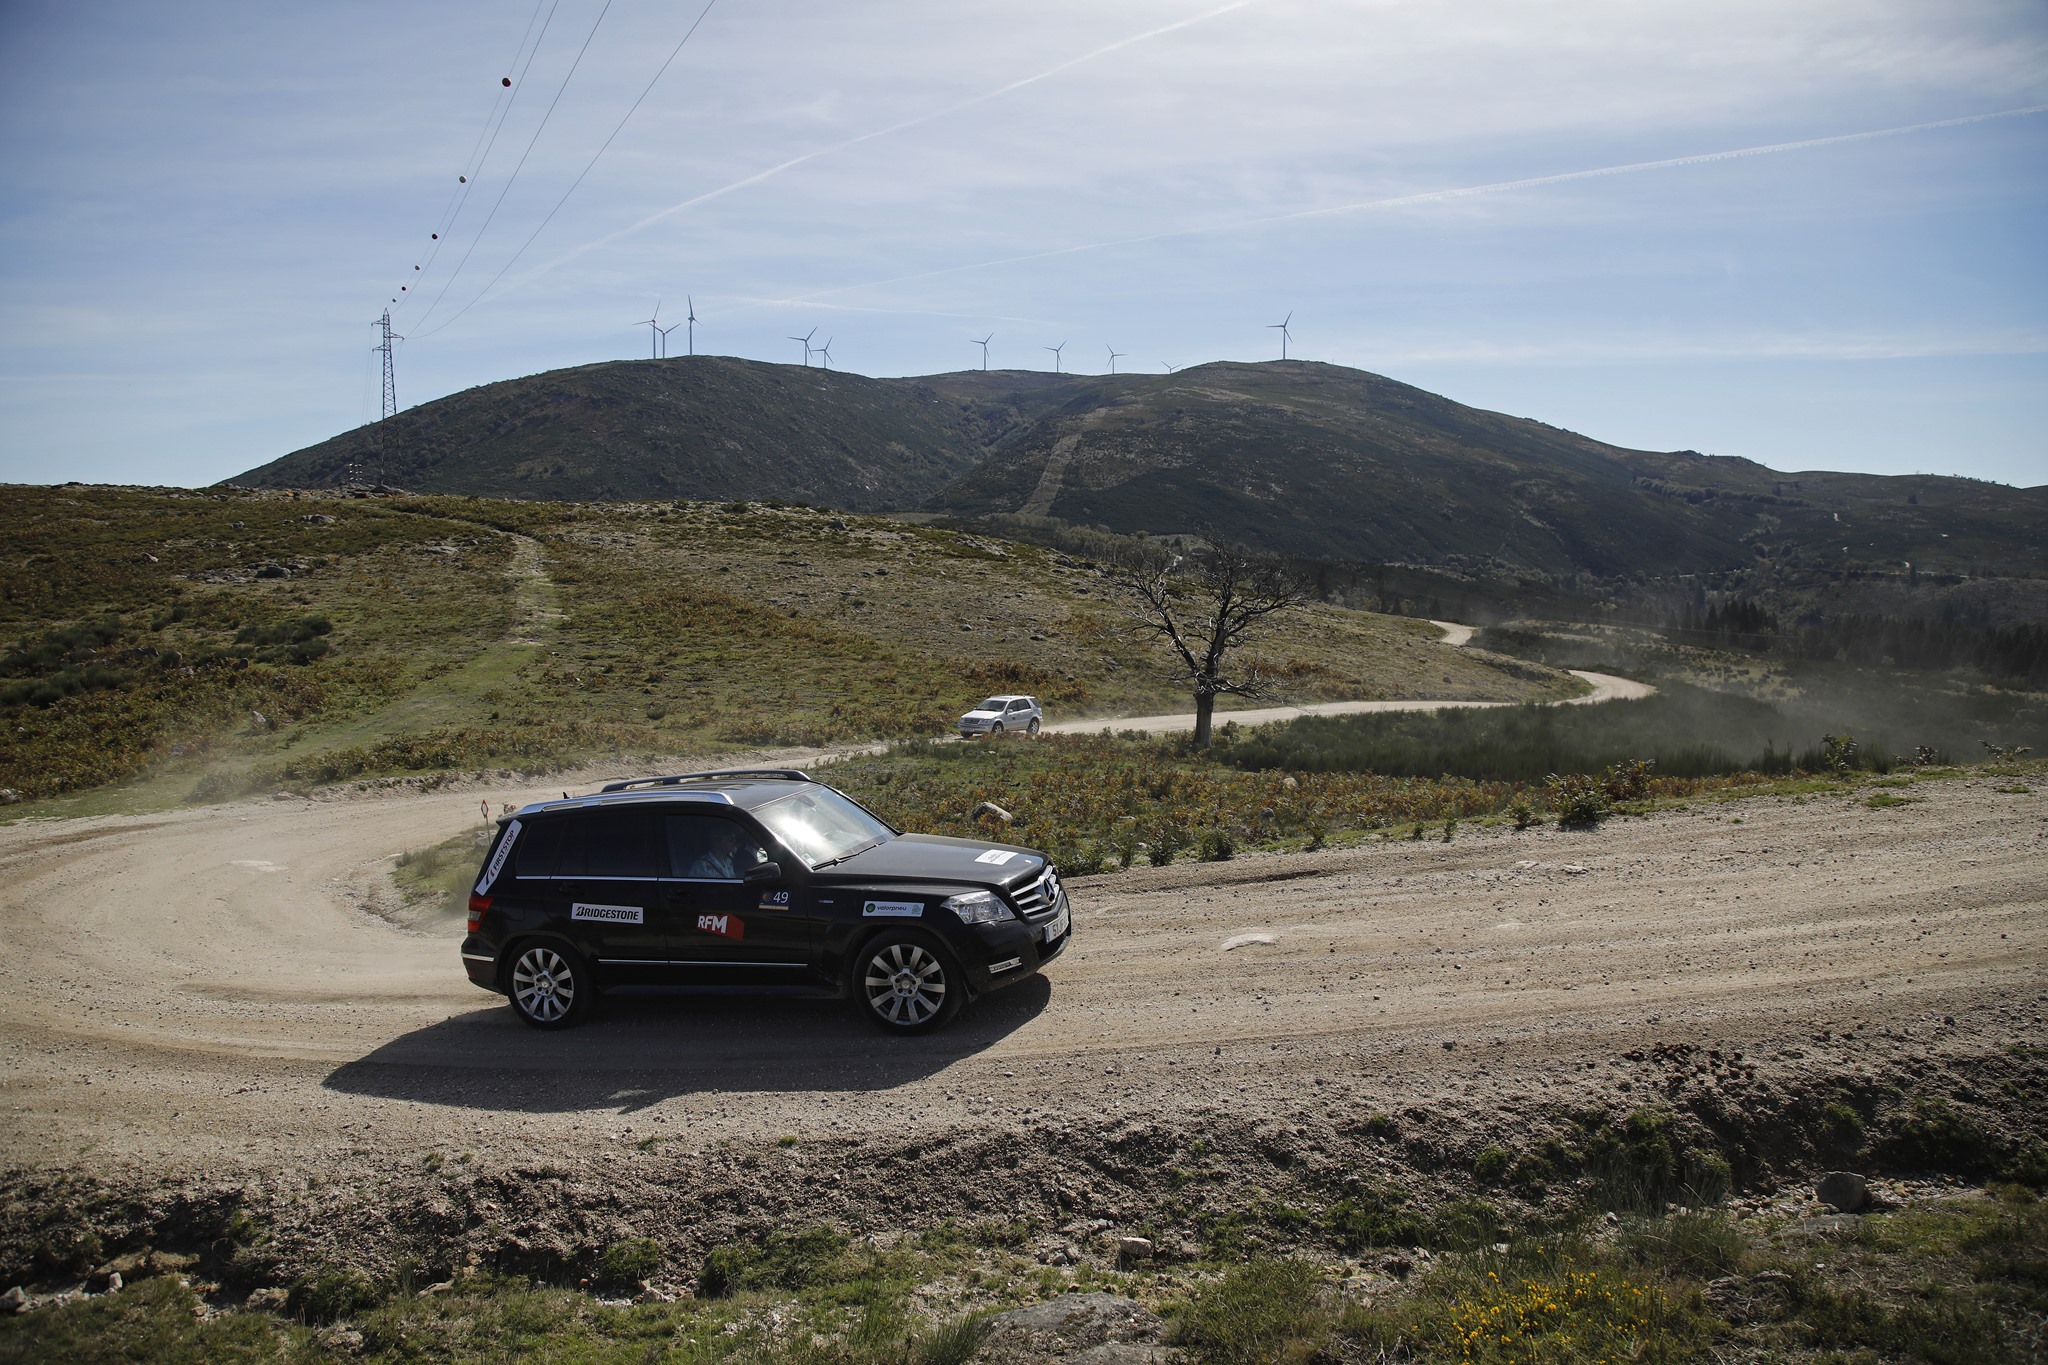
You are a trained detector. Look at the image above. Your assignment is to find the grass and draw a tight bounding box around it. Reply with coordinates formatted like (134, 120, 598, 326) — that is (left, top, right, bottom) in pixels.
(820, 730, 1807, 874)
(390, 827, 493, 926)
(7, 1187, 2044, 1364)
(1, 485, 1576, 814)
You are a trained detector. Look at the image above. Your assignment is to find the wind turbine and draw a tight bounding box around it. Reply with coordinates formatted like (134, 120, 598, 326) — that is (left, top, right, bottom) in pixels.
(658, 322, 682, 358)
(788, 326, 817, 366)
(1162, 361, 1181, 373)
(971, 333, 992, 370)
(638, 299, 662, 359)
(1044, 341, 1066, 374)
(685, 296, 697, 355)
(1267, 310, 1293, 360)
(817, 337, 834, 370)
(1106, 344, 1126, 375)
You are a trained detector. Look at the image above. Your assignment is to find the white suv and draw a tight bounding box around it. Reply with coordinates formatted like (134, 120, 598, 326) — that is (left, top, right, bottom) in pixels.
(958, 694, 1042, 738)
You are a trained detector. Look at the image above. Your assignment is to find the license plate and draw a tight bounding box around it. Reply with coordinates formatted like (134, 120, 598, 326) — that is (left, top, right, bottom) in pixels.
(1042, 903, 1070, 943)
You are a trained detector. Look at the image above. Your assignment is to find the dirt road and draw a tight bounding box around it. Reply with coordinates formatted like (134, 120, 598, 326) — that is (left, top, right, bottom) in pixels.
(1043, 619, 1652, 735)
(2, 764, 2040, 1198)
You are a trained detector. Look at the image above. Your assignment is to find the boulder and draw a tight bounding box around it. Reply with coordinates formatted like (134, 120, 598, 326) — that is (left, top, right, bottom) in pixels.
(1816, 1171, 1869, 1213)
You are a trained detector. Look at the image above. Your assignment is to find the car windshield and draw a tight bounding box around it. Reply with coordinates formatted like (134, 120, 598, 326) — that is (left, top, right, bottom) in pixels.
(753, 787, 895, 867)
(972, 698, 1007, 712)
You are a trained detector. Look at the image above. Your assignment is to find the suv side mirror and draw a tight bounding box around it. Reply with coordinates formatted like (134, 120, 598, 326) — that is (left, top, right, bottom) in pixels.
(743, 860, 784, 885)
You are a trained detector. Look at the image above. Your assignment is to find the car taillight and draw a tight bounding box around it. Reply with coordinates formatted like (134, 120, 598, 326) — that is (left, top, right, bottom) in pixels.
(467, 892, 492, 934)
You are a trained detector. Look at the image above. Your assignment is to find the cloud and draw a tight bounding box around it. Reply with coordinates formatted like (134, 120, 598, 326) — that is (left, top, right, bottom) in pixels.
(765, 104, 2048, 305)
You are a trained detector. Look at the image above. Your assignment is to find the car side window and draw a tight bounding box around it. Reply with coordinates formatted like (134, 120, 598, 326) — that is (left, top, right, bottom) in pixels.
(1009, 699, 1028, 712)
(582, 812, 661, 878)
(665, 815, 765, 881)
(513, 820, 564, 879)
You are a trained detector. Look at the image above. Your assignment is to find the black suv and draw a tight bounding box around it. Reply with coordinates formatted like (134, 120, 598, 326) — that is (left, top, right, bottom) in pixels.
(461, 769, 1071, 1033)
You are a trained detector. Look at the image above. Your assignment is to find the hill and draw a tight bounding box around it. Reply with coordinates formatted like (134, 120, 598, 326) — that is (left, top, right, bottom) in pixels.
(923, 361, 2048, 579)
(0, 484, 1577, 809)
(233, 357, 988, 511)
(230, 357, 2048, 580)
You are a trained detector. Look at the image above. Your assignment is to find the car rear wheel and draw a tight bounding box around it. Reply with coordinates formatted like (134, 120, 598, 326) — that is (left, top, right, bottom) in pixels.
(1026, 718, 1040, 735)
(855, 933, 961, 1033)
(507, 942, 593, 1029)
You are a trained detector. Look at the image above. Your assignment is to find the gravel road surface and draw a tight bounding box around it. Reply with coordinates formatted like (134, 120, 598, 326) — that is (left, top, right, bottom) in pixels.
(2, 767, 2039, 1190)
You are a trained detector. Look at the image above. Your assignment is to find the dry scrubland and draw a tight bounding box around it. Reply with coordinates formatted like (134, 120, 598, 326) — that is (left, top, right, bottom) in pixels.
(0, 484, 1575, 813)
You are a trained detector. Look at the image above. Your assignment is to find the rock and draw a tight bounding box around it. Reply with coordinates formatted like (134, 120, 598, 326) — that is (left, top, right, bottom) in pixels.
(972, 801, 1014, 823)
(983, 1293, 1169, 1363)
(105, 1272, 122, 1293)
(244, 1286, 289, 1311)
(1070, 1347, 1180, 1364)
(319, 1326, 365, 1353)
(1817, 1171, 1869, 1213)
(1116, 1236, 1154, 1267)
(2, 1286, 25, 1313)
(0, 789, 17, 805)
(93, 1249, 197, 1288)
(1382, 1256, 1413, 1278)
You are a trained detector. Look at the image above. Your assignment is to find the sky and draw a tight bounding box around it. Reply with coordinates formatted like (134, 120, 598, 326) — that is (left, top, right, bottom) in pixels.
(1, 0, 2043, 490)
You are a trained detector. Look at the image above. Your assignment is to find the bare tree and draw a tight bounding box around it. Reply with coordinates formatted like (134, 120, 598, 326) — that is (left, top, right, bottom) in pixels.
(1114, 544, 1310, 748)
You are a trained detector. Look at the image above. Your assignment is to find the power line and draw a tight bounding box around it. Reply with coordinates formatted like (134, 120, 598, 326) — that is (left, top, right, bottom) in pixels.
(401, 0, 557, 304)
(407, 0, 617, 333)
(413, 0, 722, 339)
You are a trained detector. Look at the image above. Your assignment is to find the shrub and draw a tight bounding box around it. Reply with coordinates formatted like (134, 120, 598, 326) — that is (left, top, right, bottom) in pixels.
(697, 1226, 849, 1297)
(285, 1267, 377, 1324)
(1473, 1146, 1512, 1184)
(1328, 1185, 1426, 1251)
(1197, 828, 1236, 861)
(1600, 756, 1654, 803)
(591, 1237, 662, 1293)
(1545, 772, 1606, 827)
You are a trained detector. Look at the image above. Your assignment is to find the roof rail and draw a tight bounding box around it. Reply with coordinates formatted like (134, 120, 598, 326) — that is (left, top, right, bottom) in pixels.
(599, 768, 815, 794)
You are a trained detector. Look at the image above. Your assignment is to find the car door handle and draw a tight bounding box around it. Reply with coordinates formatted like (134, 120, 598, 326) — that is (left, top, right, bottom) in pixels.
(662, 889, 696, 910)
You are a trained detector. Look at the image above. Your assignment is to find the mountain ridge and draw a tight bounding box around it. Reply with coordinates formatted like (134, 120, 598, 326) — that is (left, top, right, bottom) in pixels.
(228, 356, 2046, 578)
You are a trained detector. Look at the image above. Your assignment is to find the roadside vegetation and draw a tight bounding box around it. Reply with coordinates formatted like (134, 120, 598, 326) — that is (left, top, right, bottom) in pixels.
(821, 729, 2040, 874)
(5, 1179, 2040, 1363)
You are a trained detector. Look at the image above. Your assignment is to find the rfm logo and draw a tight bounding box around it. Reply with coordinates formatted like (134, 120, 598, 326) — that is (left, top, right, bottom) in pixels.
(698, 913, 744, 941)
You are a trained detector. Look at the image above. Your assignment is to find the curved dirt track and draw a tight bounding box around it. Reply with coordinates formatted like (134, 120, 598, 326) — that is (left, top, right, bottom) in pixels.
(1044, 618, 1652, 735)
(1, 765, 2041, 1184)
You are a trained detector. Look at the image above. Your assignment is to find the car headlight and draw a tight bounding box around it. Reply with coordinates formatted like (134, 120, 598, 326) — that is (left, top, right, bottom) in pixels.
(943, 890, 1014, 925)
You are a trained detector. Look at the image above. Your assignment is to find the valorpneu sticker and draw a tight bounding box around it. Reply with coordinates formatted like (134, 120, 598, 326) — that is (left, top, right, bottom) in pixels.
(862, 900, 923, 918)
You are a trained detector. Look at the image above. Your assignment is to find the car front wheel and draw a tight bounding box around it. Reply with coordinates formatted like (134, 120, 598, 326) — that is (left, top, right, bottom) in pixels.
(990, 721, 1004, 736)
(507, 941, 593, 1029)
(855, 933, 961, 1033)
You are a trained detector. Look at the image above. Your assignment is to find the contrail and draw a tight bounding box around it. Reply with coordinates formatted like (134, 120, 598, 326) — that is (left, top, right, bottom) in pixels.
(507, 0, 1265, 290)
(767, 103, 2048, 306)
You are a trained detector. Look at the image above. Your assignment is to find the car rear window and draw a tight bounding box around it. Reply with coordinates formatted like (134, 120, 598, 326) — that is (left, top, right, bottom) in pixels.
(513, 821, 564, 879)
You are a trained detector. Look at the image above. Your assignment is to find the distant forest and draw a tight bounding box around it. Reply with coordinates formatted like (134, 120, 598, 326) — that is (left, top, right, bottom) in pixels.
(1660, 601, 2048, 683)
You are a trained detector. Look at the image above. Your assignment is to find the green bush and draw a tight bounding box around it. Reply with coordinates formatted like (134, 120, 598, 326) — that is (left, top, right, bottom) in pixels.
(1327, 1186, 1426, 1251)
(1473, 1146, 1512, 1183)
(591, 1237, 662, 1293)
(285, 1266, 378, 1324)
(697, 1226, 850, 1298)
(1545, 772, 1607, 827)
(1197, 828, 1236, 861)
